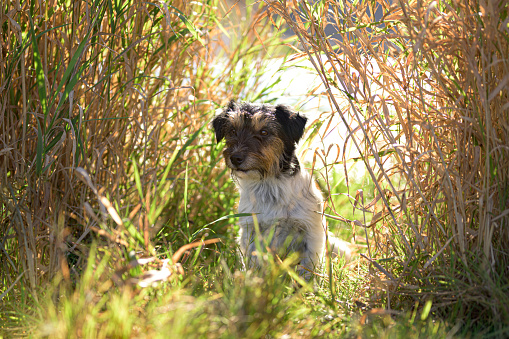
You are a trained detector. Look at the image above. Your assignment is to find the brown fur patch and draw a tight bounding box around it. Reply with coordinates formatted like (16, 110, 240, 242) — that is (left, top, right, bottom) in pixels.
(257, 137, 284, 176)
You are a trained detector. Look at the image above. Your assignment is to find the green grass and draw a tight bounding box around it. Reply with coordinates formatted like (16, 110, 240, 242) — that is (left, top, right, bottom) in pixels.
(1, 0, 509, 337)
(317, 164, 375, 240)
(5, 241, 453, 338)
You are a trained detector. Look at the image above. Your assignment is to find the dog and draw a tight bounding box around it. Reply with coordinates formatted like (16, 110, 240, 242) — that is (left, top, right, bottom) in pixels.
(212, 101, 351, 279)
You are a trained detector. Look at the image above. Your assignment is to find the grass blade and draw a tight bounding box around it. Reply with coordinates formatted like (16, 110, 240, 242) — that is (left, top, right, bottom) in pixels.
(29, 16, 48, 118)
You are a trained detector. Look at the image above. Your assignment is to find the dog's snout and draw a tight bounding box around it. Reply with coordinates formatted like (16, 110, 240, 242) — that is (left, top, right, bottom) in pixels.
(230, 153, 245, 167)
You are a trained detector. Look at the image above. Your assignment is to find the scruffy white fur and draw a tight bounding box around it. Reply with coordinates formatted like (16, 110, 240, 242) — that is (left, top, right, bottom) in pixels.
(234, 166, 352, 278)
(236, 168, 325, 275)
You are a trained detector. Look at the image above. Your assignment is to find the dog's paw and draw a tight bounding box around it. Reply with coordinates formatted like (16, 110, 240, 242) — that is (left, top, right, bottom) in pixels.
(327, 234, 352, 262)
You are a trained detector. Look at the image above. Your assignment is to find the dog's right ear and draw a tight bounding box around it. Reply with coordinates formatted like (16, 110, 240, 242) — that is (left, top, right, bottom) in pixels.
(212, 100, 236, 142)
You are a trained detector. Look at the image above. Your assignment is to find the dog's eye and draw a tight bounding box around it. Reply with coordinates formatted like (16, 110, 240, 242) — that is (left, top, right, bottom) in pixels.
(260, 129, 268, 136)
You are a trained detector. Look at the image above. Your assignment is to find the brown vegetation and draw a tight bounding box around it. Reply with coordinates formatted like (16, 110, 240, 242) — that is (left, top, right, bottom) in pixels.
(1, 0, 508, 335)
(266, 0, 509, 326)
(0, 0, 274, 296)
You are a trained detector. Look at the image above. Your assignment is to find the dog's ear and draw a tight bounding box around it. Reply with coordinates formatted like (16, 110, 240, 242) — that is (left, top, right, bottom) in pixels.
(212, 100, 236, 142)
(275, 104, 307, 144)
(226, 99, 236, 112)
(212, 112, 228, 142)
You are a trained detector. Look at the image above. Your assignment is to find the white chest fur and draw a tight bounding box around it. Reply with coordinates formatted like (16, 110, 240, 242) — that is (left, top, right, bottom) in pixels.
(234, 169, 327, 273)
(237, 171, 323, 228)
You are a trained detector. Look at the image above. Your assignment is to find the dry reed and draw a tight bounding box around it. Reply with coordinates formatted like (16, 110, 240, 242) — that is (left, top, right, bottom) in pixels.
(266, 0, 509, 327)
(0, 0, 277, 301)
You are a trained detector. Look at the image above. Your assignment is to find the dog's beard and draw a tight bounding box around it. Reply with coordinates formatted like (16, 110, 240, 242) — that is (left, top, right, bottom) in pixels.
(229, 160, 284, 181)
(227, 154, 282, 181)
(230, 168, 263, 181)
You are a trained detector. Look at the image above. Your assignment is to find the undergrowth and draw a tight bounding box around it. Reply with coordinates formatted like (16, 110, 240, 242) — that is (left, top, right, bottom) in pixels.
(1, 0, 508, 337)
(266, 0, 509, 334)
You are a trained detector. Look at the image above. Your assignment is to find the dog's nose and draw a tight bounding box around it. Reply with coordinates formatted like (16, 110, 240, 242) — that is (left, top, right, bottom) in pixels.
(230, 154, 244, 167)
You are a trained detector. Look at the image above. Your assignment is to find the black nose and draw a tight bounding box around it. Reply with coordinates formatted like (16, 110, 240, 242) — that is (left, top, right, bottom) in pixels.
(230, 153, 244, 167)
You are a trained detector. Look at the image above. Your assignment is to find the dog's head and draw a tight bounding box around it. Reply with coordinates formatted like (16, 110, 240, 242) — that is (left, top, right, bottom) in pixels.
(212, 101, 307, 179)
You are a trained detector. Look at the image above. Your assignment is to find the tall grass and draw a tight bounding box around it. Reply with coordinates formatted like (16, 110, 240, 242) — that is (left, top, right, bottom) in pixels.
(266, 0, 509, 331)
(1, 0, 508, 336)
(0, 0, 286, 325)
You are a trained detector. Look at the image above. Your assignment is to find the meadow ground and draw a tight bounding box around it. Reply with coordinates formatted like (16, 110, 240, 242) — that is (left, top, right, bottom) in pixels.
(1, 0, 508, 337)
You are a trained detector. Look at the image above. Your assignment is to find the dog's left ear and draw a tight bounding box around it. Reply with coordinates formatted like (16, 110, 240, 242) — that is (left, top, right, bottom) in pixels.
(275, 104, 307, 144)
(212, 112, 229, 142)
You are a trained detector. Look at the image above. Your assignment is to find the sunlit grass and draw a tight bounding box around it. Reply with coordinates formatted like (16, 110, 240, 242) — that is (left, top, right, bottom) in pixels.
(265, 0, 509, 334)
(1, 0, 508, 337)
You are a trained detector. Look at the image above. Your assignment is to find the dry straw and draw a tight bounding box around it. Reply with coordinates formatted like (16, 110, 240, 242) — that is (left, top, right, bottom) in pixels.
(266, 0, 508, 323)
(0, 0, 277, 299)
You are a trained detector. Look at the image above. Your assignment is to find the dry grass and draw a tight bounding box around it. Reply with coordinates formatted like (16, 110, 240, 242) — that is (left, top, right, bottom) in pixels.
(266, 0, 509, 329)
(0, 0, 280, 304)
(1, 0, 508, 336)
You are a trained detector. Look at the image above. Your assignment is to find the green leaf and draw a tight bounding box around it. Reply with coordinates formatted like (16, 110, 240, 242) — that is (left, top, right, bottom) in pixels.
(36, 120, 44, 175)
(49, 26, 91, 115)
(421, 300, 433, 321)
(170, 6, 204, 46)
(29, 16, 48, 117)
(132, 157, 143, 200)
